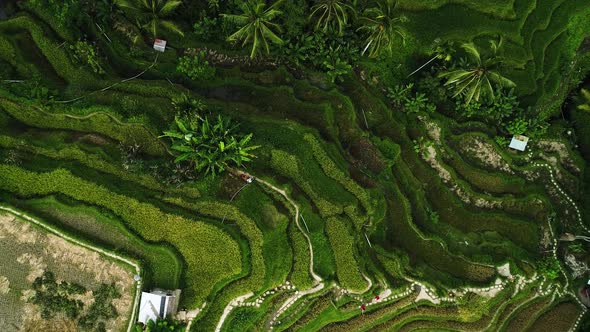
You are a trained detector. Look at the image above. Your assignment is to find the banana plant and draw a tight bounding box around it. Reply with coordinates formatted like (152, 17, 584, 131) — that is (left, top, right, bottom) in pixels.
(161, 115, 259, 177)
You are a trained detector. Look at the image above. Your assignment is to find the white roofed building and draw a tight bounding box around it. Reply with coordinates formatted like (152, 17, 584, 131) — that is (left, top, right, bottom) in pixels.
(138, 289, 181, 324)
(509, 135, 529, 151)
(153, 39, 167, 52)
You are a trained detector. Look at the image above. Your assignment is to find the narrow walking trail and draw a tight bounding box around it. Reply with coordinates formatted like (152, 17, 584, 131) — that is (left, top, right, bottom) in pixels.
(255, 177, 323, 283)
(214, 292, 254, 332)
(213, 173, 324, 332)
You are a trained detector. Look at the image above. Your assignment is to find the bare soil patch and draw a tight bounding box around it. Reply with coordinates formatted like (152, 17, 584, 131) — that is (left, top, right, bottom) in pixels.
(0, 212, 134, 331)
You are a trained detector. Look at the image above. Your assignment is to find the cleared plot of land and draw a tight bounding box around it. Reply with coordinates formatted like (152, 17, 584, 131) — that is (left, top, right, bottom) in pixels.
(0, 212, 134, 332)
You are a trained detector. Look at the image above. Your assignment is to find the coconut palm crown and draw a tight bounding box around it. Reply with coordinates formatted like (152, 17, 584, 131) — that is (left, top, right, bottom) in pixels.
(439, 38, 516, 104)
(357, 0, 408, 58)
(309, 0, 355, 36)
(222, 0, 284, 59)
(114, 0, 184, 37)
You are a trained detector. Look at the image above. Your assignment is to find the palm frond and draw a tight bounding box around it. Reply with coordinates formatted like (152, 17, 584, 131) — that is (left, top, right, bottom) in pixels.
(160, 19, 184, 36)
(159, 0, 182, 16)
(460, 42, 482, 65)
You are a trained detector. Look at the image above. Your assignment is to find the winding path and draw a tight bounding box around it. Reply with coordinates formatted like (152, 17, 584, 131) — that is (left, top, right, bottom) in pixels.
(213, 118, 590, 332)
(214, 292, 254, 332)
(213, 173, 324, 332)
(534, 162, 587, 232)
(254, 176, 323, 283)
(346, 272, 373, 295)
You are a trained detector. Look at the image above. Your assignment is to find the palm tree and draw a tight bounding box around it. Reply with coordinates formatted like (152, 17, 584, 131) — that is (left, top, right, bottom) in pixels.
(160, 115, 260, 177)
(407, 41, 455, 77)
(439, 38, 515, 104)
(309, 0, 355, 36)
(357, 0, 408, 58)
(578, 89, 590, 111)
(222, 0, 284, 59)
(114, 0, 184, 37)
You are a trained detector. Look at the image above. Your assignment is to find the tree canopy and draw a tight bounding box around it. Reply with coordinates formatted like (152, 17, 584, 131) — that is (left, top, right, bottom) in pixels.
(357, 0, 408, 58)
(114, 0, 184, 37)
(161, 114, 260, 177)
(223, 0, 284, 58)
(439, 38, 515, 105)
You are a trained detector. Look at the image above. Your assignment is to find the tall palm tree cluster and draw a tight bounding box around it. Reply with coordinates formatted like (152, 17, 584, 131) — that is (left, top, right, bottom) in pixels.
(222, 0, 409, 59)
(111, 0, 409, 59)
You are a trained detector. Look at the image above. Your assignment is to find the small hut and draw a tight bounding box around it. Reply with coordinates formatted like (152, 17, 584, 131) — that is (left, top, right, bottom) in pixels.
(509, 135, 529, 151)
(137, 289, 181, 324)
(153, 39, 167, 52)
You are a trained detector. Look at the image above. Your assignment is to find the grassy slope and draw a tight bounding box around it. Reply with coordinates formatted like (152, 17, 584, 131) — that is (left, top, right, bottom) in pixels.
(0, 2, 586, 330)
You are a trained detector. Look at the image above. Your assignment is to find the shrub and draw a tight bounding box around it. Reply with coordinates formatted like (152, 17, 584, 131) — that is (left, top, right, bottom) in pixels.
(78, 284, 120, 330)
(139, 319, 186, 332)
(279, 30, 359, 74)
(387, 83, 413, 107)
(538, 257, 561, 280)
(506, 117, 528, 135)
(193, 16, 223, 42)
(29, 271, 86, 320)
(177, 50, 215, 81)
(171, 93, 206, 118)
(371, 136, 401, 164)
(454, 99, 482, 118)
(27, 0, 82, 33)
(323, 58, 352, 83)
(69, 41, 104, 75)
(161, 115, 259, 177)
(404, 92, 435, 114)
(494, 136, 510, 148)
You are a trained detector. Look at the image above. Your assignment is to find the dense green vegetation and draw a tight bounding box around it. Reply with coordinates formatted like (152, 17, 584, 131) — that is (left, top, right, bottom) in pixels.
(30, 271, 121, 331)
(0, 0, 589, 330)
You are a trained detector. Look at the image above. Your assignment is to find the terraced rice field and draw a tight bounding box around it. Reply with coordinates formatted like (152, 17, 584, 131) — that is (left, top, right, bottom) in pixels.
(0, 0, 589, 331)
